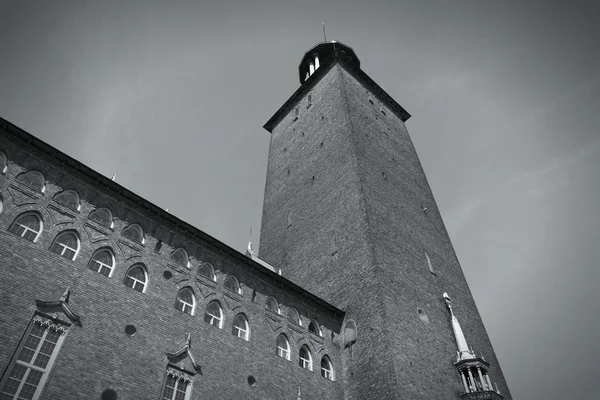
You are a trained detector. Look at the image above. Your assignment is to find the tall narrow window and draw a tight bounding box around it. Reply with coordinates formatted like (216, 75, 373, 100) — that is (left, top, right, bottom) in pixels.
(88, 249, 115, 277)
(198, 263, 216, 282)
(287, 308, 302, 326)
(16, 171, 45, 192)
(88, 208, 113, 228)
(0, 316, 68, 400)
(425, 251, 435, 275)
(0, 151, 7, 173)
(308, 320, 322, 336)
(9, 213, 43, 242)
(321, 356, 334, 380)
(276, 334, 290, 360)
(53, 190, 80, 210)
(161, 374, 190, 400)
(124, 264, 148, 293)
(232, 314, 249, 341)
(204, 301, 223, 328)
(224, 276, 241, 294)
(50, 231, 80, 260)
(265, 297, 280, 315)
(175, 288, 196, 315)
(170, 248, 189, 268)
(122, 224, 144, 244)
(299, 345, 313, 371)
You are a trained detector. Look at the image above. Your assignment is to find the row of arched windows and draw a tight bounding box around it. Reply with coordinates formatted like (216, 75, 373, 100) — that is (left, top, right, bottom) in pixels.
(265, 296, 323, 337)
(275, 334, 334, 380)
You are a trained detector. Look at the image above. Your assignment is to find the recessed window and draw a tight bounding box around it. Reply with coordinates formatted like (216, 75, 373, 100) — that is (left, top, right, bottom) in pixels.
(425, 251, 435, 275)
(54, 189, 80, 210)
(124, 264, 148, 293)
(321, 356, 334, 380)
(0, 151, 6, 173)
(276, 334, 290, 360)
(89, 208, 113, 228)
(88, 248, 115, 277)
(224, 275, 241, 294)
(232, 314, 249, 341)
(50, 231, 80, 260)
(101, 389, 118, 400)
(308, 320, 322, 336)
(0, 316, 68, 400)
(198, 263, 216, 282)
(16, 170, 45, 192)
(247, 376, 256, 386)
(175, 288, 196, 316)
(265, 297, 280, 315)
(122, 224, 144, 244)
(344, 320, 357, 348)
(125, 325, 137, 336)
(299, 345, 313, 371)
(161, 373, 190, 400)
(287, 308, 302, 326)
(9, 212, 43, 242)
(204, 301, 223, 329)
(170, 248, 189, 268)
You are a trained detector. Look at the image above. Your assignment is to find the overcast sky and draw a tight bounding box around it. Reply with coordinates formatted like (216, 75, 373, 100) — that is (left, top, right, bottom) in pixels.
(1, 1, 599, 399)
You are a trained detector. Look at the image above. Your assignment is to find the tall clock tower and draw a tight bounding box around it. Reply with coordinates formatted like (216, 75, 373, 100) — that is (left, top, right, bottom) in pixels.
(259, 41, 511, 399)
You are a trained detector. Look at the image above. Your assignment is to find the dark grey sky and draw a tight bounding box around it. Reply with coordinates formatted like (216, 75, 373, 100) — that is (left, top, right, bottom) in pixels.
(1, 1, 598, 398)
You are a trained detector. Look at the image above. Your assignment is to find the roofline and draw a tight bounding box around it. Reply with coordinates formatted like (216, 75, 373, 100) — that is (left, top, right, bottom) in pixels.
(264, 53, 411, 132)
(0, 117, 345, 319)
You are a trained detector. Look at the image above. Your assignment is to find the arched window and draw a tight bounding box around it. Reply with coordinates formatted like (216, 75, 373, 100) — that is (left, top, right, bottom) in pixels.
(266, 297, 280, 314)
(232, 314, 249, 341)
(170, 248, 189, 267)
(122, 224, 144, 244)
(276, 334, 290, 360)
(198, 263, 216, 281)
(344, 320, 357, 348)
(54, 189, 80, 210)
(0, 151, 7, 173)
(321, 356, 334, 380)
(89, 208, 113, 228)
(124, 264, 147, 292)
(224, 275, 241, 294)
(204, 301, 223, 328)
(0, 194, 3, 214)
(50, 231, 80, 260)
(287, 308, 302, 326)
(175, 288, 196, 315)
(16, 171, 45, 192)
(299, 345, 313, 371)
(8, 212, 43, 242)
(308, 320, 322, 336)
(88, 248, 115, 277)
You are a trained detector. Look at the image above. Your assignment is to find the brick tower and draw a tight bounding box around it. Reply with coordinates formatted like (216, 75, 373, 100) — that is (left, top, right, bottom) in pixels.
(259, 41, 511, 399)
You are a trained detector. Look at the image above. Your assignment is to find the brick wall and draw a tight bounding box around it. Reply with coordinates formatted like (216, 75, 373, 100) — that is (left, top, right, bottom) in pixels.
(0, 123, 344, 400)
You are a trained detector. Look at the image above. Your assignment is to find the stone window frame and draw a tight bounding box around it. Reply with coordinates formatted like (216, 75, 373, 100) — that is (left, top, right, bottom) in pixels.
(0, 315, 69, 400)
(16, 170, 46, 193)
(204, 301, 223, 329)
(265, 297, 281, 315)
(160, 368, 193, 400)
(232, 313, 249, 341)
(197, 262, 216, 282)
(53, 189, 81, 211)
(88, 208, 114, 229)
(223, 275, 241, 295)
(121, 223, 145, 245)
(321, 355, 334, 381)
(298, 345, 313, 371)
(123, 264, 148, 293)
(275, 333, 290, 360)
(175, 288, 196, 316)
(170, 248, 190, 268)
(49, 230, 80, 261)
(308, 319, 322, 337)
(9, 212, 43, 243)
(287, 308, 302, 326)
(88, 248, 116, 277)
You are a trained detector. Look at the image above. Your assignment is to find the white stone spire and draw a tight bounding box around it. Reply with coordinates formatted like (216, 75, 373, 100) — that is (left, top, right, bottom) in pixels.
(443, 293, 476, 361)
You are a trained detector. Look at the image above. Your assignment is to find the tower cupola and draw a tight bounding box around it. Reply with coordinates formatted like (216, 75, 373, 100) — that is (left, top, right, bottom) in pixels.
(298, 41, 360, 84)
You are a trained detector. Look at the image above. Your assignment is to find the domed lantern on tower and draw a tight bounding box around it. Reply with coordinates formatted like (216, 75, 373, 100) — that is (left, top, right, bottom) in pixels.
(298, 41, 360, 84)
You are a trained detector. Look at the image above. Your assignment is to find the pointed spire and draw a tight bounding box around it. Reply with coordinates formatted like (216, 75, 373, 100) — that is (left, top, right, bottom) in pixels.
(443, 292, 475, 361)
(60, 286, 71, 303)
